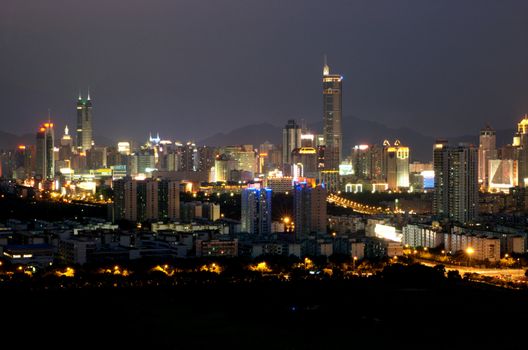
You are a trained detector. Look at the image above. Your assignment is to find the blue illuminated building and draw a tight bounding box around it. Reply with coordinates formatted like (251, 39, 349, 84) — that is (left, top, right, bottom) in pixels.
(241, 188, 272, 235)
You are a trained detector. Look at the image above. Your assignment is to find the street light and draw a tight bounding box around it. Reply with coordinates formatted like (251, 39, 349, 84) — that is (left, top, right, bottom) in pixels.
(353, 256, 358, 270)
(466, 247, 474, 267)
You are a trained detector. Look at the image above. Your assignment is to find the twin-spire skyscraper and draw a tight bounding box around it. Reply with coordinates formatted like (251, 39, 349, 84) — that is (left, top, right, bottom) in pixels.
(76, 91, 93, 153)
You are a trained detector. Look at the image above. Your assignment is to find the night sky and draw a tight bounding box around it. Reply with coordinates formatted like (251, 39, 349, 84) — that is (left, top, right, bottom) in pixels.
(1, 0, 528, 143)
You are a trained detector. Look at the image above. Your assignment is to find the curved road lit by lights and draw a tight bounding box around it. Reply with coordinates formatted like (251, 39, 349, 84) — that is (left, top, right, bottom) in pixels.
(327, 193, 391, 215)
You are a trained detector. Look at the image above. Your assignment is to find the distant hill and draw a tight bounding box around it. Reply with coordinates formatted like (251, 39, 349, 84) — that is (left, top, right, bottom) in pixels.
(200, 116, 515, 161)
(199, 123, 283, 147)
(0, 131, 34, 150)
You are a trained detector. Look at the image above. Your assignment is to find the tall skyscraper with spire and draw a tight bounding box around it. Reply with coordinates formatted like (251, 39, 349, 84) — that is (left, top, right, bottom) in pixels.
(322, 56, 343, 170)
(76, 91, 93, 153)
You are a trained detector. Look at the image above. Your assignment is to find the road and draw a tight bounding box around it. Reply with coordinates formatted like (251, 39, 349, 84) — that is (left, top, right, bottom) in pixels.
(417, 258, 526, 279)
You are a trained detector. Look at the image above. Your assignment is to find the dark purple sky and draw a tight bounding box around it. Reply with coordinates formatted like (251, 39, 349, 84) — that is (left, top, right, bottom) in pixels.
(1, 0, 528, 143)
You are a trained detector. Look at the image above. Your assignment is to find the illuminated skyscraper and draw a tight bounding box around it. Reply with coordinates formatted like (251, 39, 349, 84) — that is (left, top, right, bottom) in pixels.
(322, 56, 343, 170)
(59, 125, 73, 162)
(383, 140, 410, 190)
(76, 92, 93, 153)
(515, 115, 528, 186)
(35, 122, 55, 180)
(433, 141, 478, 223)
(291, 147, 318, 179)
(282, 119, 302, 173)
(241, 187, 272, 235)
(478, 125, 497, 189)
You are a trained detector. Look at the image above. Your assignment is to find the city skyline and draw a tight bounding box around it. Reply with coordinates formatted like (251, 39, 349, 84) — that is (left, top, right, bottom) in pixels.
(2, 3, 528, 347)
(2, 1, 528, 143)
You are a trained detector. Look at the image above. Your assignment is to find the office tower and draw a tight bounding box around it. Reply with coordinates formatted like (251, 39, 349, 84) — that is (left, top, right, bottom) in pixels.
(59, 125, 73, 162)
(86, 146, 107, 170)
(214, 154, 237, 182)
(282, 119, 302, 172)
(294, 183, 327, 239)
(433, 141, 478, 223)
(0, 150, 15, 179)
(76, 92, 93, 153)
(322, 57, 343, 170)
(478, 125, 497, 189)
(35, 122, 55, 180)
(113, 178, 180, 222)
(136, 148, 155, 175)
(300, 133, 315, 148)
(383, 140, 410, 190)
(515, 115, 528, 187)
(117, 142, 131, 155)
(488, 159, 518, 192)
(13, 145, 33, 180)
(499, 144, 516, 161)
(259, 142, 282, 173)
(241, 187, 272, 235)
(291, 147, 318, 179)
(351, 145, 370, 179)
(219, 145, 257, 177)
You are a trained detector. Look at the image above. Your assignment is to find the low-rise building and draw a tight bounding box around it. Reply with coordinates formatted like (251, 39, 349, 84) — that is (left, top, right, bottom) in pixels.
(196, 239, 238, 257)
(2, 244, 53, 266)
(403, 224, 444, 248)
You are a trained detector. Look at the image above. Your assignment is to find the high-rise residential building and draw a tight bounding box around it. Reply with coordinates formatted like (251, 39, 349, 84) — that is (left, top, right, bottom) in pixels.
(35, 122, 55, 180)
(478, 125, 497, 189)
(113, 177, 180, 222)
(76, 92, 93, 153)
(322, 57, 343, 170)
(241, 187, 272, 235)
(294, 182, 327, 239)
(197, 146, 216, 172)
(368, 144, 384, 181)
(282, 119, 302, 172)
(433, 141, 478, 224)
(180, 141, 197, 171)
(383, 140, 410, 190)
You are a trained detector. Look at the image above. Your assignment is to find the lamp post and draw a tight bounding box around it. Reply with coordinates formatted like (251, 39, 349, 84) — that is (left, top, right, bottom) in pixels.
(353, 256, 358, 270)
(466, 247, 474, 267)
